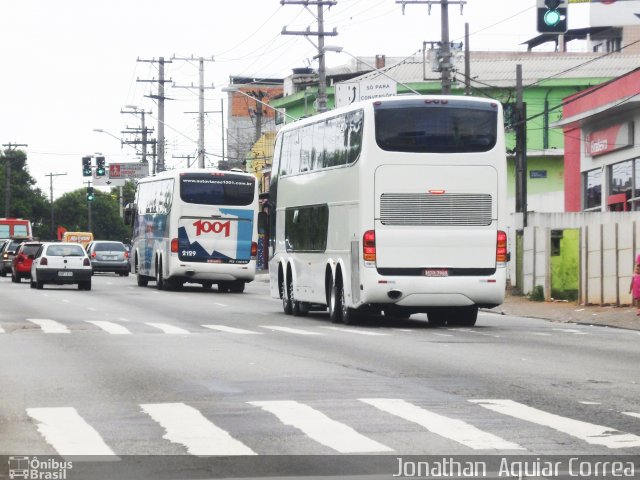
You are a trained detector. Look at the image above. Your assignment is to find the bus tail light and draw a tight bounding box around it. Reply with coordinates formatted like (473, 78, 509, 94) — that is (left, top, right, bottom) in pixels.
(171, 238, 179, 253)
(496, 230, 508, 263)
(251, 242, 258, 257)
(363, 230, 376, 262)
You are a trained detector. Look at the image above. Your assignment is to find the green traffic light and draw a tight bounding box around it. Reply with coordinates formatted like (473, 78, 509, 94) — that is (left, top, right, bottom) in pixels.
(544, 9, 561, 26)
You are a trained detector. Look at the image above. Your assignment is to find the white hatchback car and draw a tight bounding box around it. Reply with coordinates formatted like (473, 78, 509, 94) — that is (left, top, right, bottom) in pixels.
(30, 242, 93, 290)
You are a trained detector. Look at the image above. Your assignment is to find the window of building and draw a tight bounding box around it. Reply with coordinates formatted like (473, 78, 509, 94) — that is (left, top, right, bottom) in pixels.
(583, 168, 602, 211)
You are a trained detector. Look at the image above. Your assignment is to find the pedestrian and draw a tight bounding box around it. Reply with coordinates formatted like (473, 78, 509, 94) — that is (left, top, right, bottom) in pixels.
(629, 263, 640, 316)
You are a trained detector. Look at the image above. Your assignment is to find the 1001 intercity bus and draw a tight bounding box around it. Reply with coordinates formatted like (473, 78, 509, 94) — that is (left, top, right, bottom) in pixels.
(127, 168, 260, 292)
(268, 95, 508, 326)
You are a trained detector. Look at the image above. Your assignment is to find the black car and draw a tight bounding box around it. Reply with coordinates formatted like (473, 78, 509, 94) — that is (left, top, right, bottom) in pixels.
(0, 238, 30, 277)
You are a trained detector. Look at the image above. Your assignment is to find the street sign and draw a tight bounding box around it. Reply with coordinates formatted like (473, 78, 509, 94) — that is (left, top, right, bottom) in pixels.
(92, 172, 125, 187)
(335, 77, 397, 108)
(108, 162, 149, 180)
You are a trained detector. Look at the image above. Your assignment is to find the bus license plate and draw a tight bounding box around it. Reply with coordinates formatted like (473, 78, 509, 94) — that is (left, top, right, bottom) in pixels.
(58, 271, 73, 277)
(423, 269, 448, 277)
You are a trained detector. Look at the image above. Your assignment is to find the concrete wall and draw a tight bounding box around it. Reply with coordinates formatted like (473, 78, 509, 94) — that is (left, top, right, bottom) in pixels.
(512, 211, 640, 305)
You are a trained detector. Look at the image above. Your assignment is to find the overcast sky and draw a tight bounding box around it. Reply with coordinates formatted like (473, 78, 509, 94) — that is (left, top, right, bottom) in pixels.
(0, 0, 593, 199)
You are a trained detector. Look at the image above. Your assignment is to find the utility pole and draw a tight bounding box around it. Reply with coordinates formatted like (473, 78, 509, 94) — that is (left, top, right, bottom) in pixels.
(397, 0, 466, 95)
(281, 0, 338, 113)
(173, 154, 195, 168)
(84, 180, 92, 232)
(45, 172, 67, 240)
(464, 22, 471, 95)
(515, 64, 528, 228)
(2, 142, 28, 217)
(121, 106, 155, 173)
(137, 57, 172, 173)
(173, 56, 216, 168)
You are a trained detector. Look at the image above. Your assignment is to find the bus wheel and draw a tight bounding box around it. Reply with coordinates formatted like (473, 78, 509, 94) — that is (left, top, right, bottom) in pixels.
(338, 280, 359, 325)
(448, 305, 478, 327)
(155, 260, 164, 290)
(281, 278, 292, 315)
(328, 276, 342, 323)
(427, 308, 447, 327)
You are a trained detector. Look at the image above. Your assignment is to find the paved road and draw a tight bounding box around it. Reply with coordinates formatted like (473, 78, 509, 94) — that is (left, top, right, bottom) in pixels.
(1, 274, 639, 477)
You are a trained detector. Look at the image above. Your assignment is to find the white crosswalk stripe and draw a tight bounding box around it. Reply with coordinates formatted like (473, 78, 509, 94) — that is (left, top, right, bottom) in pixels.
(623, 412, 640, 420)
(360, 398, 524, 450)
(202, 325, 262, 335)
(145, 323, 190, 334)
(86, 321, 132, 335)
(26, 407, 117, 456)
(259, 326, 323, 335)
(471, 399, 640, 448)
(249, 400, 393, 453)
(27, 318, 70, 334)
(141, 402, 256, 455)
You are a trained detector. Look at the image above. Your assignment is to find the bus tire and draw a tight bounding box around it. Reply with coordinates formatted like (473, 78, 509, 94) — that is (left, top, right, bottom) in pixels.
(338, 279, 359, 325)
(229, 281, 245, 293)
(137, 274, 148, 287)
(448, 305, 478, 327)
(156, 259, 164, 290)
(328, 276, 342, 323)
(427, 308, 447, 327)
(281, 278, 292, 315)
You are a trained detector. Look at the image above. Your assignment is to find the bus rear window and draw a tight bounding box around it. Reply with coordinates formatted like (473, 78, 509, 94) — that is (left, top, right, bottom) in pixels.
(180, 173, 255, 206)
(375, 102, 497, 153)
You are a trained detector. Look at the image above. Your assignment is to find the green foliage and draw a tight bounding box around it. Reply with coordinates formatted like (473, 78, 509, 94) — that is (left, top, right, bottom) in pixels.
(0, 149, 50, 239)
(54, 189, 129, 241)
(529, 285, 545, 302)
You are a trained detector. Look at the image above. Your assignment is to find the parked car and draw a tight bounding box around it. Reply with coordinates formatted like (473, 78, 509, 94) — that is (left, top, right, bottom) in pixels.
(11, 241, 43, 282)
(30, 242, 92, 290)
(87, 241, 129, 276)
(1, 238, 30, 277)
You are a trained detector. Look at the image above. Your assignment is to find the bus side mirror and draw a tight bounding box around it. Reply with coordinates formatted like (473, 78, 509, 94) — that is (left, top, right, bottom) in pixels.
(257, 212, 267, 234)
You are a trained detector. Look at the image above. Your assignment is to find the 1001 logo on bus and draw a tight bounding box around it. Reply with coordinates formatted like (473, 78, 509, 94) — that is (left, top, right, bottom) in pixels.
(193, 219, 231, 237)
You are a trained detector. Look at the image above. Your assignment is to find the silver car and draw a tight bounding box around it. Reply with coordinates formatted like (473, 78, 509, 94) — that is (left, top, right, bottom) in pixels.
(87, 241, 129, 276)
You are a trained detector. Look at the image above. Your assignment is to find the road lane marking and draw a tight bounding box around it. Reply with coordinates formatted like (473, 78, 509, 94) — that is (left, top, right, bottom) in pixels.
(61, 299, 70, 303)
(140, 403, 256, 456)
(470, 399, 640, 448)
(552, 328, 589, 335)
(26, 407, 116, 456)
(448, 328, 501, 338)
(360, 398, 523, 450)
(249, 400, 392, 453)
(27, 319, 70, 334)
(259, 326, 322, 335)
(202, 325, 262, 335)
(87, 307, 97, 312)
(146, 323, 190, 335)
(623, 412, 640, 420)
(86, 321, 132, 335)
(530, 332, 551, 336)
(432, 333, 453, 337)
(320, 326, 388, 336)
(214, 302, 228, 307)
(579, 401, 601, 405)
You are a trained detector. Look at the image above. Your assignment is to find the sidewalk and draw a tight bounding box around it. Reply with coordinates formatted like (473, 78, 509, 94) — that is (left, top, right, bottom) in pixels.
(488, 292, 640, 331)
(255, 272, 639, 331)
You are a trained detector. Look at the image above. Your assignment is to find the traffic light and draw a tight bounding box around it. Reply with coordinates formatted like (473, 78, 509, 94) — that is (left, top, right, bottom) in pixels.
(537, 0, 567, 33)
(86, 186, 95, 202)
(82, 156, 92, 177)
(96, 156, 106, 177)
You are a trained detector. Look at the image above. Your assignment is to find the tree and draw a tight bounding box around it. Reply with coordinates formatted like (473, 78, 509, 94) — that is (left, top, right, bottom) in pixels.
(0, 149, 50, 239)
(54, 189, 128, 241)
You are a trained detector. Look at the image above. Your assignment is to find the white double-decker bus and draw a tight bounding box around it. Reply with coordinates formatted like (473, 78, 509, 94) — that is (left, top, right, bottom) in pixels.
(268, 95, 507, 326)
(129, 168, 259, 292)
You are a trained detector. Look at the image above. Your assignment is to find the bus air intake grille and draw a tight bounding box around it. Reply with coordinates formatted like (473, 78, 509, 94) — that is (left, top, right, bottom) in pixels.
(380, 193, 492, 226)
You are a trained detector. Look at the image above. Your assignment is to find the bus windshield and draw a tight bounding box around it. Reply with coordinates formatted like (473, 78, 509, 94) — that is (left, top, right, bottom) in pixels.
(180, 173, 255, 206)
(374, 101, 497, 154)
